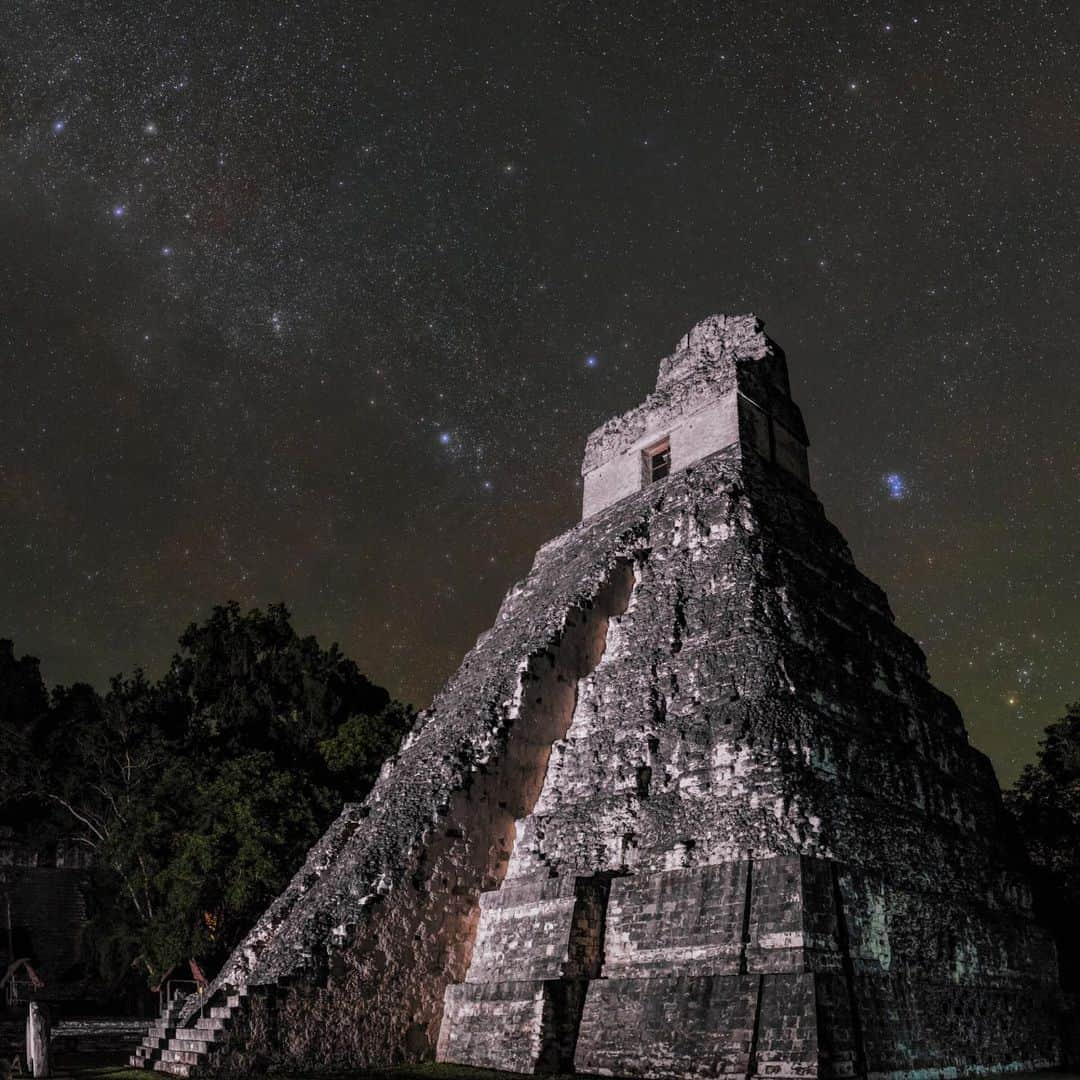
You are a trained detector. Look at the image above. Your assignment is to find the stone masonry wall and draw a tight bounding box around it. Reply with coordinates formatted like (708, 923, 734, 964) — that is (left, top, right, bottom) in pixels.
(183, 315, 1062, 1077)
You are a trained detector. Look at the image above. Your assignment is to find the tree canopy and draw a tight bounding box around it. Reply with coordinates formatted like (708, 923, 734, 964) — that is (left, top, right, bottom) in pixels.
(1004, 701, 1080, 992)
(0, 603, 412, 991)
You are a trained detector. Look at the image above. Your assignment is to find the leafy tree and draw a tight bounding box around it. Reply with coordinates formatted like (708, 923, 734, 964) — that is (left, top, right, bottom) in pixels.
(0, 639, 51, 833)
(1005, 701, 1080, 991)
(0, 639, 48, 731)
(319, 700, 414, 791)
(33, 673, 187, 927)
(147, 753, 327, 973)
(174, 602, 391, 765)
(0, 605, 411, 989)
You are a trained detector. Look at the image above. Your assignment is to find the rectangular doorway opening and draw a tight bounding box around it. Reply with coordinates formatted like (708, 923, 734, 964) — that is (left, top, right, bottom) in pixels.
(643, 437, 671, 485)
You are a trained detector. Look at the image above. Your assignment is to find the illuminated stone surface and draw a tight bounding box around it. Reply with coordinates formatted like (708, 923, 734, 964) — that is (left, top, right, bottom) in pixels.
(134, 316, 1062, 1078)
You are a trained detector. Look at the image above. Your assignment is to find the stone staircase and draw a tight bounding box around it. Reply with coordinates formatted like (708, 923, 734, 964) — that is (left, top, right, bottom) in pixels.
(129, 988, 248, 1077)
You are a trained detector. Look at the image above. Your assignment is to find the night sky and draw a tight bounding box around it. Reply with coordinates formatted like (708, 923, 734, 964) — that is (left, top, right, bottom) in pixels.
(3, 3, 1077, 785)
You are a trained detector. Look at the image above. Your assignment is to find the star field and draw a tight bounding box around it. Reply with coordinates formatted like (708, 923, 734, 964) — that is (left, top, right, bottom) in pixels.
(2, 2, 1077, 784)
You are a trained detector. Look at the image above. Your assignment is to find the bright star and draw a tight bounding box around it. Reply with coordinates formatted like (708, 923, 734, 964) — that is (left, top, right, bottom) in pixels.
(111, 204, 126, 218)
(144, 121, 158, 135)
(586, 354, 598, 368)
(161, 246, 173, 256)
(884, 472, 907, 500)
(52, 119, 66, 133)
(439, 432, 451, 445)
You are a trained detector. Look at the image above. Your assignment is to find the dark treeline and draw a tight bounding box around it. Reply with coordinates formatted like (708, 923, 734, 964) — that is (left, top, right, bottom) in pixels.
(0, 602, 412, 999)
(1004, 701, 1080, 993)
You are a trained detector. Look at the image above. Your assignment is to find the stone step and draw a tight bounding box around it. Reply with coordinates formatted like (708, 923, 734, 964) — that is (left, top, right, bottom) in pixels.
(169, 1036, 213, 1054)
(131, 990, 237, 1074)
(160, 1047, 202, 1066)
(152, 1060, 198, 1078)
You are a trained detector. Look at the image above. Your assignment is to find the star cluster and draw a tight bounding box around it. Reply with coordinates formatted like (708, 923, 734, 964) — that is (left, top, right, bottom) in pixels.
(2, 2, 1077, 784)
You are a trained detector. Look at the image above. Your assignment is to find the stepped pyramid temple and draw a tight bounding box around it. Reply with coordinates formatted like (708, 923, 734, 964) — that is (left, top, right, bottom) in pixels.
(133, 315, 1062, 1078)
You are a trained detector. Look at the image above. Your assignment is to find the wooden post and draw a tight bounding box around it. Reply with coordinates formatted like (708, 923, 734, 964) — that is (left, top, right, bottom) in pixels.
(26, 1002, 50, 1078)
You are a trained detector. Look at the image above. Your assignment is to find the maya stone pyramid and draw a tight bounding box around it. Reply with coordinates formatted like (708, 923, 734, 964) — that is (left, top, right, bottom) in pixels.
(134, 315, 1062, 1078)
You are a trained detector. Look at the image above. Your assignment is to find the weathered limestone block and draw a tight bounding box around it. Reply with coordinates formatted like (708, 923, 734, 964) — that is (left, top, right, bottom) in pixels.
(26, 1001, 51, 1079)
(460, 874, 607, 986)
(439, 979, 590, 1074)
(602, 863, 749, 978)
(576, 974, 761, 1077)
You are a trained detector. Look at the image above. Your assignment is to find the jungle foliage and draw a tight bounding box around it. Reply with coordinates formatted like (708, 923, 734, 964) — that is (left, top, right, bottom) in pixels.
(0, 603, 412, 990)
(1005, 701, 1080, 991)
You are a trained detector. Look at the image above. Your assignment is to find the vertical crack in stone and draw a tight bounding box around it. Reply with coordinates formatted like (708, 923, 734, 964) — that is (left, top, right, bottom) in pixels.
(747, 973, 765, 1079)
(830, 862, 867, 1079)
(740, 853, 754, 976)
(541, 874, 616, 1071)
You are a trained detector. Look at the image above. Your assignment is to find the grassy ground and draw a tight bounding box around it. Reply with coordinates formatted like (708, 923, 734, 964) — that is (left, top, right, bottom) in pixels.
(55, 1059, 576, 1080)
(50, 1059, 1080, 1080)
